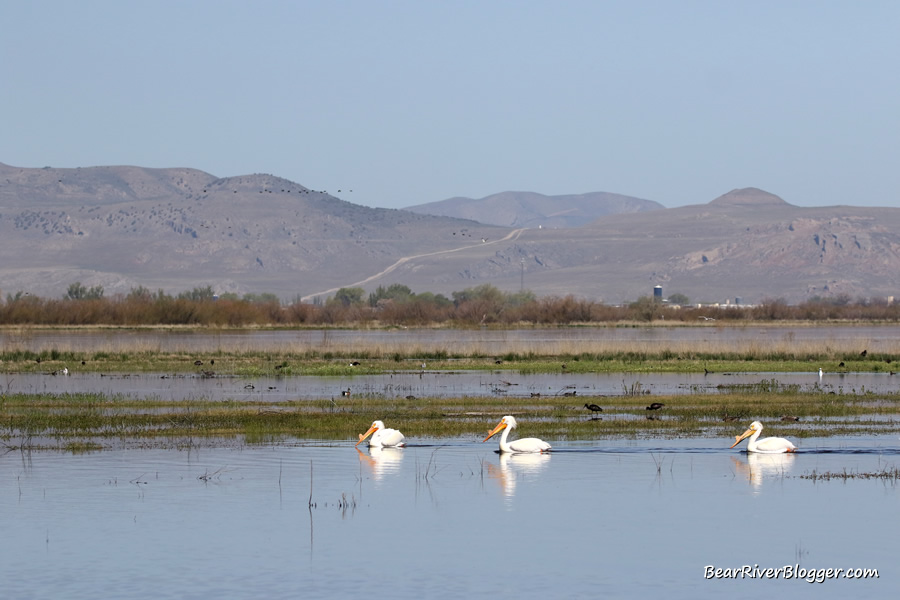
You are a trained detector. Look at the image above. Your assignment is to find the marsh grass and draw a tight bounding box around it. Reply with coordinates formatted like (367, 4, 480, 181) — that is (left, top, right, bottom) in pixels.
(2, 385, 899, 451)
(797, 466, 900, 483)
(1, 346, 896, 377)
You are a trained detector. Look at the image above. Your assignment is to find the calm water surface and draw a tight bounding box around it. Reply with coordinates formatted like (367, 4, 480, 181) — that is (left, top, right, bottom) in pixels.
(2, 437, 897, 599)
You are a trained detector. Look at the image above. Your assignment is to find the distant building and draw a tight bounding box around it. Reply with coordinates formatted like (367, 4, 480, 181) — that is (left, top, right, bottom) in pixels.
(653, 286, 663, 300)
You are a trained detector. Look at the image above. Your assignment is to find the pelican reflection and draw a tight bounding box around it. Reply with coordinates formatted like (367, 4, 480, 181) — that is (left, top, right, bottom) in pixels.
(486, 451, 551, 499)
(731, 452, 796, 490)
(356, 447, 404, 483)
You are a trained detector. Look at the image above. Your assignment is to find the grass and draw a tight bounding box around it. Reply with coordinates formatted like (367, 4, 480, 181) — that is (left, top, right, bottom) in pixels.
(2, 386, 899, 451)
(797, 466, 900, 482)
(2, 322, 899, 375)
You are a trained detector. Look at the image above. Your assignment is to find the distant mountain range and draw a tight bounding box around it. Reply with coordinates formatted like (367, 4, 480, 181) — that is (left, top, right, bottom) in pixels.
(404, 191, 663, 228)
(2, 161, 899, 305)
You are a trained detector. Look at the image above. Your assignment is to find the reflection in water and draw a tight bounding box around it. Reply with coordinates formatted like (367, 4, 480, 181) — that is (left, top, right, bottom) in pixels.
(486, 452, 551, 499)
(2, 442, 898, 598)
(732, 452, 796, 490)
(357, 447, 404, 483)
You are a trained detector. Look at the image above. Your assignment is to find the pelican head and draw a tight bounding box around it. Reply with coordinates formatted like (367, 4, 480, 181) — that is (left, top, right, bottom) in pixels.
(483, 415, 517, 441)
(731, 421, 763, 448)
(356, 420, 385, 447)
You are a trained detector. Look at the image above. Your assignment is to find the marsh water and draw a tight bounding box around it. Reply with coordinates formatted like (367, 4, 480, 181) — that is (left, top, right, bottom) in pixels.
(3, 438, 897, 599)
(2, 369, 897, 404)
(2, 327, 898, 598)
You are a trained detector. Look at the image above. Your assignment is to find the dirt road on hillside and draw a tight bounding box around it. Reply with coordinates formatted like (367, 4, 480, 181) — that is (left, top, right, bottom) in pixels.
(301, 228, 526, 302)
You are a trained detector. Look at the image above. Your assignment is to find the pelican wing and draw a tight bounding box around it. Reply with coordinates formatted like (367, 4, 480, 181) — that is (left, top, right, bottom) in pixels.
(507, 437, 551, 454)
(753, 436, 796, 453)
(375, 428, 406, 448)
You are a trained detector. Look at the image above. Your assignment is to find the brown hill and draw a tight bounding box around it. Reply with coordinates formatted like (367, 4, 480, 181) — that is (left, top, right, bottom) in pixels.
(0, 162, 501, 300)
(359, 188, 900, 304)
(404, 190, 662, 228)
(2, 162, 899, 305)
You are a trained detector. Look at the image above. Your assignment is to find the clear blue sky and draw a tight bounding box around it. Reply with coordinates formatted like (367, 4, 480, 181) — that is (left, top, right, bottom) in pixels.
(2, 1, 898, 209)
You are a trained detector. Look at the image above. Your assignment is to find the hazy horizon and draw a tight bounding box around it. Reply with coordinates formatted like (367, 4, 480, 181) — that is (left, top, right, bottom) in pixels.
(2, 1, 897, 210)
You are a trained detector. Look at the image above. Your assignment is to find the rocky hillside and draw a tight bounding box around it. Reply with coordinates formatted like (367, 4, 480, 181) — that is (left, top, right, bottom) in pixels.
(2, 162, 899, 305)
(0, 162, 501, 300)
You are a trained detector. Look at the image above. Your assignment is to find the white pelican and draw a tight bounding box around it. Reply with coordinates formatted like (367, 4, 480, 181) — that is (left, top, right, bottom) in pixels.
(483, 415, 551, 454)
(355, 420, 405, 448)
(730, 421, 797, 453)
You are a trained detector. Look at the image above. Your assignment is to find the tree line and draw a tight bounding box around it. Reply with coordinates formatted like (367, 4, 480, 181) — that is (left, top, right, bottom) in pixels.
(1, 282, 898, 326)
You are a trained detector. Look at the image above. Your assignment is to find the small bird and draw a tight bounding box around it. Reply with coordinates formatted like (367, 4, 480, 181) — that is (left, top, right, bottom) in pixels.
(780, 415, 800, 422)
(646, 402, 665, 411)
(349, 361, 360, 367)
(341, 388, 351, 397)
(194, 360, 203, 366)
(818, 367, 823, 381)
(583, 403, 603, 418)
(860, 349, 868, 357)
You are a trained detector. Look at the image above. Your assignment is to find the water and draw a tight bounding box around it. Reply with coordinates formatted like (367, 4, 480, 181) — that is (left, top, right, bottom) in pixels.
(2, 369, 895, 402)
(3, 326, 897, 598)
(3, 438, 897, 599)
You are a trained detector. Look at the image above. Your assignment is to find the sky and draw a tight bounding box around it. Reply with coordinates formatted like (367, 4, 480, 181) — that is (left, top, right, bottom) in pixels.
(2, 1, 898, 209)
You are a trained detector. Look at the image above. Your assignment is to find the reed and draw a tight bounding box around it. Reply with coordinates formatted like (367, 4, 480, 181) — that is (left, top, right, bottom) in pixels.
(797, 466, 900, 482)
